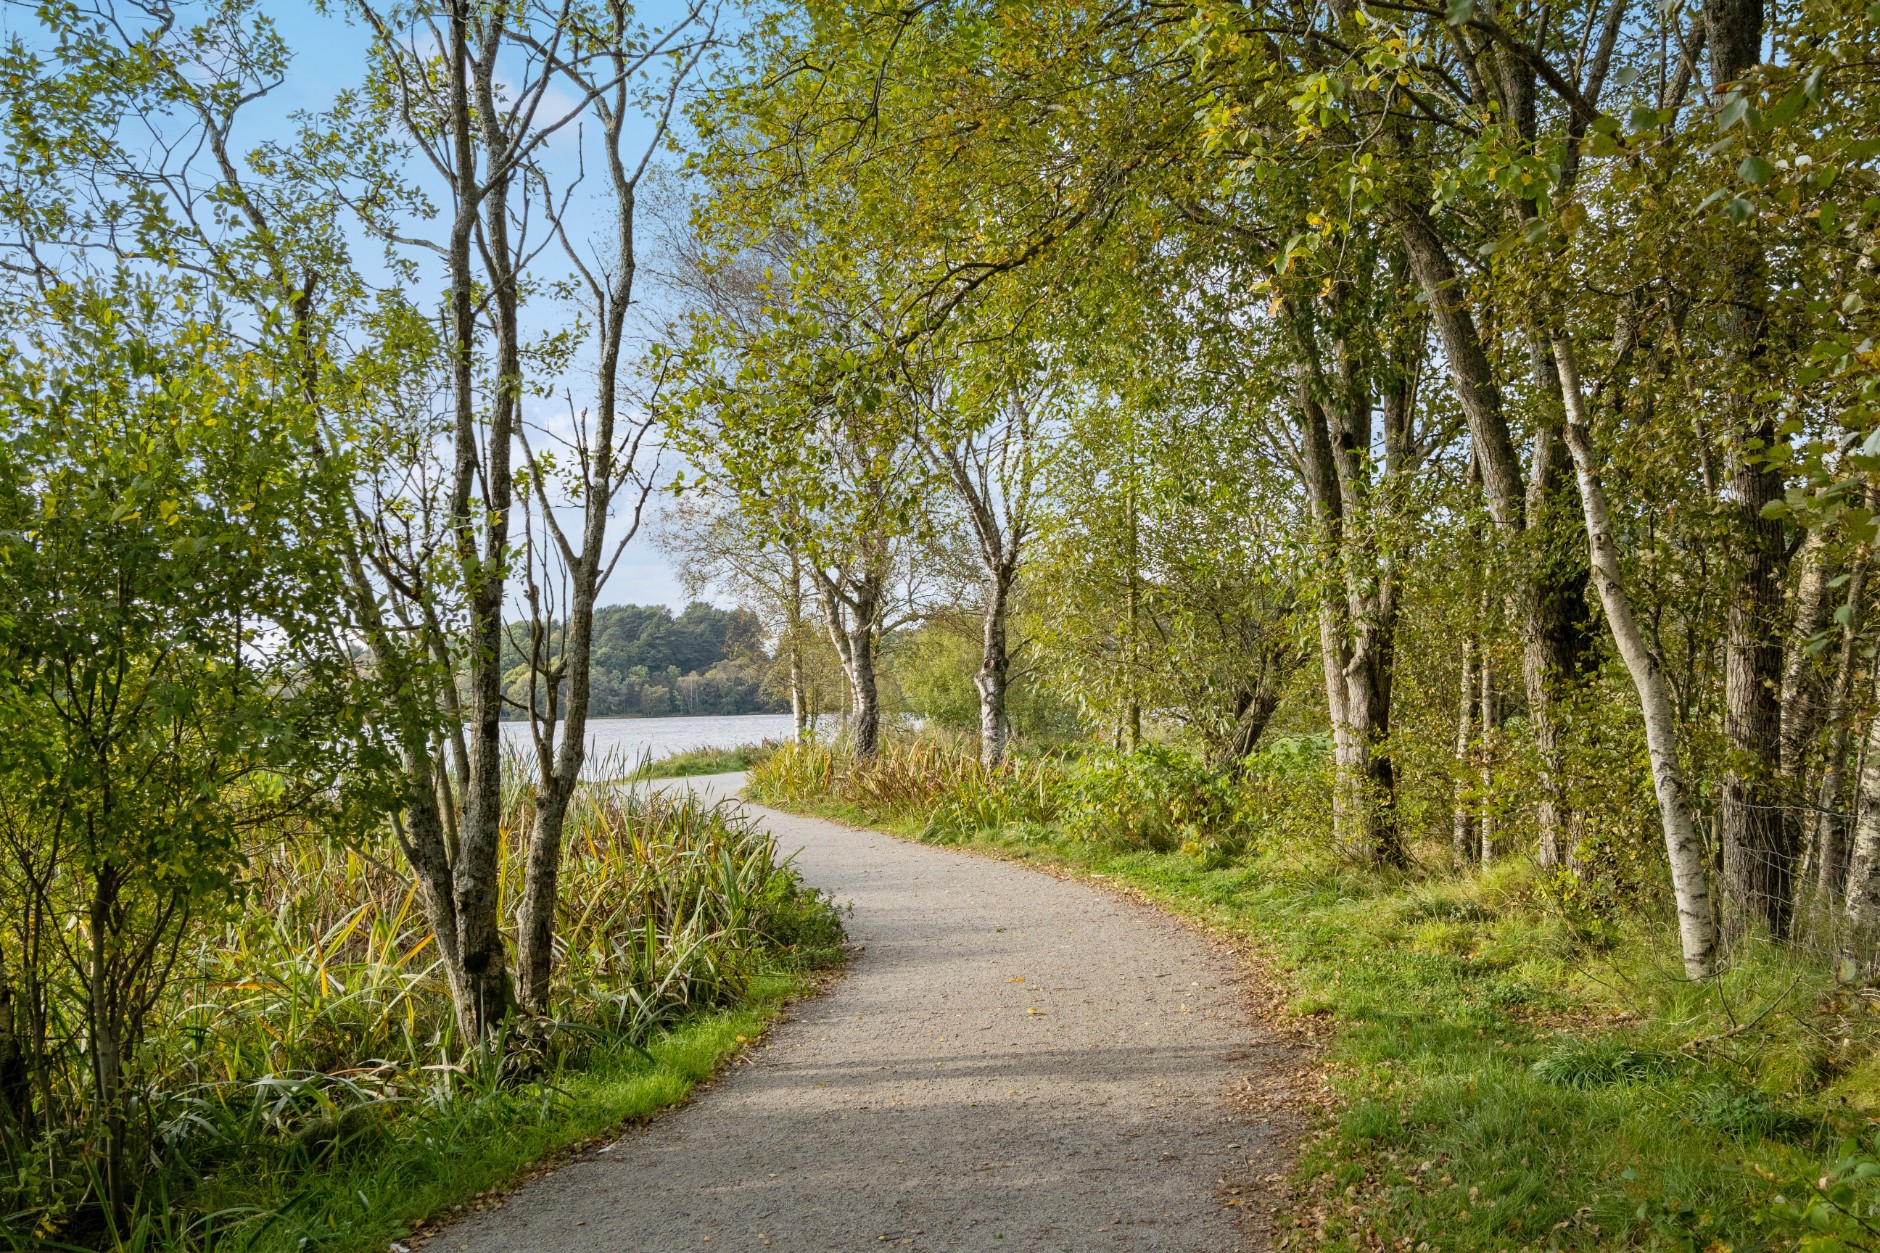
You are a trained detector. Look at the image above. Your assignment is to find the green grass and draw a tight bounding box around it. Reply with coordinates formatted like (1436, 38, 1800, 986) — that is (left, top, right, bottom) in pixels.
(631, 742, 779, 780)
(132, 972, 813, 1253)
(754, 783, 1880, 1250)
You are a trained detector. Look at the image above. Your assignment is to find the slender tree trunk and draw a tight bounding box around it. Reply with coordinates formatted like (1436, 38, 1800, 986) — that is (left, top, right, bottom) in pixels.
(1815, 560, 1867, 905)
(1720, 501, 1790, 938)
(1776, 529, 1831, 923)
(976, 569, 1013, 768)
(443, 6, 514, 1041)
(1453, 635, 1477, 869)
(1124, 462, 1142, 754)
(1781, 528, 1832, 789)
(1294, 367, 1379, 857)
(787, 556, 810, 741)
(392, 763, 477, 1035)
(1479, 647, 1501, 864)
(1216, 669, 1289, 770)
(87, 868, 125, 1232)
(1519, 415, 1586, 869)
(848, 622, 881, 760)
(817, 576, 884, 761)
(0, 943, 28, 1135)
(1555, 335, 1718, 978)
(1842, 682, 1880, 958)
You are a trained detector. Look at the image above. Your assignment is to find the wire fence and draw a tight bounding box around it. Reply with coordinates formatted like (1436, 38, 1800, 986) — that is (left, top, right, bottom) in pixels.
(1698, 799, 1880, 976)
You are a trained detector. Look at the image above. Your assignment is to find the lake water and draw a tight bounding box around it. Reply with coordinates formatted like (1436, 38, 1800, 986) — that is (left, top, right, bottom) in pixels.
(499, 712, 799, 775)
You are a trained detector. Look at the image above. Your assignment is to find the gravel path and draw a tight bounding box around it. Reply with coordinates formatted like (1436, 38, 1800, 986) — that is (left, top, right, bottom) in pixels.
(430, 776, 1293, 1252)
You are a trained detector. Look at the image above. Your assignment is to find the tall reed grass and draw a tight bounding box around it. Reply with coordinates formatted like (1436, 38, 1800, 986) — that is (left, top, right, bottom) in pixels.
(5, 768, 840, 1250)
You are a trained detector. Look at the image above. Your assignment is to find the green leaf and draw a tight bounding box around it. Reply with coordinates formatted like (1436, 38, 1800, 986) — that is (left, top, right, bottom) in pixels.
(1446, 0, 1474, 24)
(1738, 153, 1774, 185)
(1725, 197, 1756, 223)
(1761, 87, 1807, 129)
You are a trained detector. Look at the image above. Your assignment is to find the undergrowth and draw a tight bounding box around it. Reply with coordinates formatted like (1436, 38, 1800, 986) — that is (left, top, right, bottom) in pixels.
(3, 780, 844, 1251)
(747, 734, 1880, 1251)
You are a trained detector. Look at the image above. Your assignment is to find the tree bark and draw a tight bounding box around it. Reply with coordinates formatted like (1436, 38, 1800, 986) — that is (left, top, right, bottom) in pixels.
(787, 556, 810, 741)
(1289, 297, 1406, 864)
(1699, 0, 1789, 941)
(451, 16, 518, 1039)
(976, 569, 1014, 768)
(1453, 635, 1477, 869)
(87, 867, 126, 1231)
(1518, 378, 1591, 869)
(1479, 645, 1501, 865)
(0, 942, 28, 1136)
(1843, 679, 1880, 958)
(1814, 558, 1866, 906)
(847, 620, 882, 760)
(1555, 334, 1718, 979)
(816, 568, 886, 761)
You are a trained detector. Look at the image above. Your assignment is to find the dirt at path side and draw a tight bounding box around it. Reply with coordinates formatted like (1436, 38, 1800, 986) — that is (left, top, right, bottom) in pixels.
(429, 776, 1300, 1252)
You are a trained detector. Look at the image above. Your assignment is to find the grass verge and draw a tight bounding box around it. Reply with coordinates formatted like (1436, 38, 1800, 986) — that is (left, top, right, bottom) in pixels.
(752, 783, 1880, 1251)
(632, 742, 779, 780)
(154, 970, 821, 1253)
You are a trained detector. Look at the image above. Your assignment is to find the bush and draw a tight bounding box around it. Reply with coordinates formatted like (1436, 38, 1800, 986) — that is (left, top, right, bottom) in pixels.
(1758, 1129, 1880, 1248)
(1058, 744, 1252, 856)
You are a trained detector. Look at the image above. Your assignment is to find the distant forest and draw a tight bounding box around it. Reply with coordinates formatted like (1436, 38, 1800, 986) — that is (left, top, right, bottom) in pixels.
(501, 603, 786, 719)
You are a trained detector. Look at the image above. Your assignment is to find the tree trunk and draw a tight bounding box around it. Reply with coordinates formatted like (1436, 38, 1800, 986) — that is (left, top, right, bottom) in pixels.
(516, 792, 569, 1014)
(848, 622, 882, 760)
(394, 764, 477, 1026)
(817, 576, 884, 761)
(1555, 335, 1718, 978)
(443, 4, 514, 1042)
(1842, 682, 1880, 959)
(1719, 491, 1790, 939)
(1302, 414, 1364, 851)
(1453, 635, 1477, 869)
(1701, 0, 1789, 941)
(1479, 647, 1501, 864)
(1215, 673, 1287, 771)
(1518, 393, 1590, 869)
(0, 943, 28, 1136)
(1814, 560, 1867, 906)
(1781, 528, 1831, 788)
(976, 569, 1013, 767)
(87, 867, 126, 1232)
(787, 556, 810, 741)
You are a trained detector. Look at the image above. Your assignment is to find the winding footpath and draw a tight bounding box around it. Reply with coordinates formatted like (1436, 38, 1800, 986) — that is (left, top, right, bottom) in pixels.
(431, 775, 1297, 1252)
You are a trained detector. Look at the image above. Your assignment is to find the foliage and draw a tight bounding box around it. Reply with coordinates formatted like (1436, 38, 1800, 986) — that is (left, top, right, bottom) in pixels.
(881, 621, 1080, 746)
(0, 285, 381, 1235)
(501, 604, 784, 720)
(0, 771, 841, 1248)
(1055, 746, 1253, 859)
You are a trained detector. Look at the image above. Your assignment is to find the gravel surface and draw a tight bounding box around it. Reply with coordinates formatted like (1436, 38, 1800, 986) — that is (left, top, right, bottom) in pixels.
(429, 775, 1292, 1251)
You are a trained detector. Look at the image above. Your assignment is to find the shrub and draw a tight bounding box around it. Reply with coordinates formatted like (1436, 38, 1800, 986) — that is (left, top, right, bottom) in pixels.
(1058, 745, 1252, 855)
